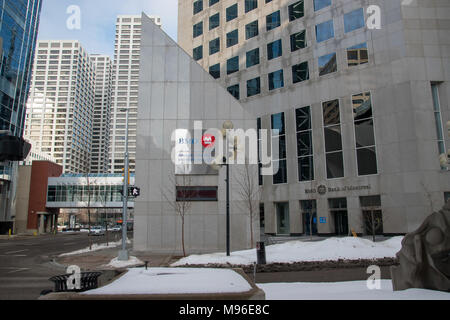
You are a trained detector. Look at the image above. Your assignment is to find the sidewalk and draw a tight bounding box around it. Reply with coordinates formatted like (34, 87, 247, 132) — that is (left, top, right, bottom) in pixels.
(55, 246, 177, 271)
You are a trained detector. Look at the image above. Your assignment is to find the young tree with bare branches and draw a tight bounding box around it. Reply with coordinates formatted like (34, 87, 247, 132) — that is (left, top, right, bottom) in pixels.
(163, 173, 193, 257)
(235, 164, 260, 248)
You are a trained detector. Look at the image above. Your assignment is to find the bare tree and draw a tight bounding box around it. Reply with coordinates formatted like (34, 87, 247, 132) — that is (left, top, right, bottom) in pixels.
(235, 164, 260, 248)
(363, 207, 383, 242)
(163, 173, 192, 257)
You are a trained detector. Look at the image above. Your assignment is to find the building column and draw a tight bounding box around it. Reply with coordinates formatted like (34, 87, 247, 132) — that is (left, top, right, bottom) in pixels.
(317, 197, 333, 235)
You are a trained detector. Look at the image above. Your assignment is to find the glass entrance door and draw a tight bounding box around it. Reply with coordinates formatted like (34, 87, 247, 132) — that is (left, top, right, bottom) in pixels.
(276, 202, 290, 235)
(301, 200, 317, 235)
(334, 211, 348, 236)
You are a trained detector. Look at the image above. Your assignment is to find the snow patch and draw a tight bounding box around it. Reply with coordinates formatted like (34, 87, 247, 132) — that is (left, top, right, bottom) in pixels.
(258, 280, 450, 300)
(59, 238, 131, 257)
(84, 267, 252, 295)
(172, 237, 404, 266)
(106, 256, 144, 269)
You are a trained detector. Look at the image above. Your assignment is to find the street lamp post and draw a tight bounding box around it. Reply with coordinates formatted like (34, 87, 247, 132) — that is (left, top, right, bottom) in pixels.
(222, 121, 234, 257)
(118, 108, 129, 261)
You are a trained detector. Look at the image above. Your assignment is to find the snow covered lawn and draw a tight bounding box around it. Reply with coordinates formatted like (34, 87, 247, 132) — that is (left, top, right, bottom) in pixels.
(84, 268, 252, 295)
(172, 237, 403, 266)
(258, 281, 450, 300)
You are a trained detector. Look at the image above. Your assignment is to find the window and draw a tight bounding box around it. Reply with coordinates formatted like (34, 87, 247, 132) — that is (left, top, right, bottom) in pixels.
(292, 61, 309, 83)
(344, 8, 365, 33)
(347, 43, 368, 66)
(247, 77, 261, 97)
(209, 13, 220, 30)
(226, 29, 239, 47)
(296, 106, 314, 182)
(227, 56, 239, 74)
(267, 39, 282, 60)
(226, 4, 238, 21)
(289, 1, 304, 21)
(209, 37, 220, 55)
(315, 20, 334, 42)
(266, 11, 281, 31)
(209, 0, 219, 6)
(193, 0, 203, 14)
(193, 45, 203, 61)
(323, 99, 344, 179)
(193, 21, 203, 38)
(431, 84, 447, 170)
(176, 186, 218, 201)
(246, 48, 260, 68)
(268, 69, 284, 90)
(353, 92, 377, 176)
(245, 0, 258, 13)
(246, 20, 259, 40)
(445, 192, 450, 204)
(227, 84, 240, 100)
(272, 112, 287, 184)
(318, 52, 337, 76)
(290, 30, 307, 52)
(314, 0, 331, 11)
(209, 63, 220, 79)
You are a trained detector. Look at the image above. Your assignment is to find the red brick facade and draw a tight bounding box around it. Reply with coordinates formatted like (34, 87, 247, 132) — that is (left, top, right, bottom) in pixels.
(26, 161, 62, 230)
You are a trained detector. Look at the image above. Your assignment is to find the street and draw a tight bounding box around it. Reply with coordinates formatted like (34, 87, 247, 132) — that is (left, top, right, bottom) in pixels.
(0, 232, 118, 300)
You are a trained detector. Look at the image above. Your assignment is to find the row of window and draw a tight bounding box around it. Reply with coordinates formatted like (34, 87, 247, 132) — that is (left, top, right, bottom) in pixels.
(220, 41, 367, 99)
(258, 92, 377, 185)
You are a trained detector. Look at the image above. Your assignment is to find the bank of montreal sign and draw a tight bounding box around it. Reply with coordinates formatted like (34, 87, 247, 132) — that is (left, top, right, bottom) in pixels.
(170, 121, 280, 176)
(306, 185, 372, 195)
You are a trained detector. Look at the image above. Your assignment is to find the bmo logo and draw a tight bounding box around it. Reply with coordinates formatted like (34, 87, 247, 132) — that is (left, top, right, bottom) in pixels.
(202, 134, 215, 148)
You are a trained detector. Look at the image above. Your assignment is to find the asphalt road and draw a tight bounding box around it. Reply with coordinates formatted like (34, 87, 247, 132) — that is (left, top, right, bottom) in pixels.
(0, 232, 119, 300)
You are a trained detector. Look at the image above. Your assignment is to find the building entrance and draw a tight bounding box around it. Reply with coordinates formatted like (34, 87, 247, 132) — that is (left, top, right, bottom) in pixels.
(276, 202, 290, 235)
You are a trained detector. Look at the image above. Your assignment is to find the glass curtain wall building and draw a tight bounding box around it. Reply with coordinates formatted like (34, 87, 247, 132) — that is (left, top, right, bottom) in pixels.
(0, 0, 42, 231)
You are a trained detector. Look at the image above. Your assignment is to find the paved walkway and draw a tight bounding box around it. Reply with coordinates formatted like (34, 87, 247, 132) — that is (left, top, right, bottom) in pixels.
(55, 246, 177, 271)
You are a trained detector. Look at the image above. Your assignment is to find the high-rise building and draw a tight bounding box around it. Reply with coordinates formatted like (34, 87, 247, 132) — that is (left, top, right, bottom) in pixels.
(177, 0, 450, 237)
(90, 55, 113, 173)
(24, 40, 96, 173)
(109, 14, 161, 174)
(0, 0, 42, 232)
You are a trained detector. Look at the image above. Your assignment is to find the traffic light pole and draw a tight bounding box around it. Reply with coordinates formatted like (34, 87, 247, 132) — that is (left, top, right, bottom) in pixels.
(118, 108, 129, 261)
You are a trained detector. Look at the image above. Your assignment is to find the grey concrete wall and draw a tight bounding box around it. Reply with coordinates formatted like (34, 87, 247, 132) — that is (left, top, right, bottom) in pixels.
(135, 14, 259, 254)
(177, 0, 450, 236)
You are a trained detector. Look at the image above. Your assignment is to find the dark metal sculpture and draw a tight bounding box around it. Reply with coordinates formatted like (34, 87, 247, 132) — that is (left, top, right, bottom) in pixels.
(391, 202, 450, 292)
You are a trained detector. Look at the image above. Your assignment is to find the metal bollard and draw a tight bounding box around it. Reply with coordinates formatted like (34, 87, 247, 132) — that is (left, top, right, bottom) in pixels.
(256, 241, 266, 265)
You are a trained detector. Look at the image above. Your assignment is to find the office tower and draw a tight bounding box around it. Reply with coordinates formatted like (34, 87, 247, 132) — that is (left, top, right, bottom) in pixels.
(109, 14, 161, 174)
(177, 0, 450, 237)
(90, 55, 113, 173)
(25, 40, 95, 174)
(0, 0, 42, 231)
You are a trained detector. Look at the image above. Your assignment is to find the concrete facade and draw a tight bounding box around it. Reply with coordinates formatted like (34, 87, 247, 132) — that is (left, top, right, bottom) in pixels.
(177, 0, 450, 237)
(134, 14, 259, 254)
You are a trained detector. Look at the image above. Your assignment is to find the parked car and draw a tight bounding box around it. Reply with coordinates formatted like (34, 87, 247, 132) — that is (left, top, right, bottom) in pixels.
(110, 225, 122, 232)
(88, 226, 105, 236)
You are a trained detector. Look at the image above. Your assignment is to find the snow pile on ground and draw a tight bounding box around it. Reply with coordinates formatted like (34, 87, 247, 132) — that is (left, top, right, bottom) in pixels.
(59, 238, 131, 257)
(84, 268, 252, 295)
(259, 280, 450, 300)
(172, 237, 403, 266)
(105, 256, 144, 269)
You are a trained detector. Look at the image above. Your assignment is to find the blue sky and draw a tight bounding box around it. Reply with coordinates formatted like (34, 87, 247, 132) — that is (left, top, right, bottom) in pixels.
(37, 0, 178, 57)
